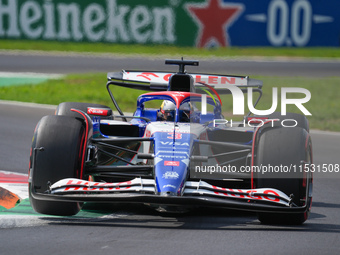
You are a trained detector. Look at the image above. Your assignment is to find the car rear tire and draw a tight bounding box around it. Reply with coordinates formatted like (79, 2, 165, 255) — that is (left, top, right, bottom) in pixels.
(250, 112, 309, 132)
(29, 115, 86, 216)
(255, 126, 313, 225)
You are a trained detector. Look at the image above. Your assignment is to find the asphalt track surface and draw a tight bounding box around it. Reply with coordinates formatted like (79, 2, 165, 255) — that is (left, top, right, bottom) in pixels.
(1, 50, 340, 77)
(0, 52, 340, 255)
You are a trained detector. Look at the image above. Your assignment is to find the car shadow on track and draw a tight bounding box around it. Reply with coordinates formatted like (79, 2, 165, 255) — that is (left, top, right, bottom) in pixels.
(39, 203, 340, 233)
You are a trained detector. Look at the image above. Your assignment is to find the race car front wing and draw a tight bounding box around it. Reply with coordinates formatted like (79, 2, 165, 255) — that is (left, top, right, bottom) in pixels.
(30, 177, 309, 213)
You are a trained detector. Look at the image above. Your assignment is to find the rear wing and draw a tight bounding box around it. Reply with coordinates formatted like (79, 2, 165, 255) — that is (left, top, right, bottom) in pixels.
(106, 59, 263, 118)
(107, 70, 263, 92)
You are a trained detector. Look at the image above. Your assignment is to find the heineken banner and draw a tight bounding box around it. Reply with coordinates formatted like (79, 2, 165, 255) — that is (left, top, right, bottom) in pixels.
(0, 0, 339, 47)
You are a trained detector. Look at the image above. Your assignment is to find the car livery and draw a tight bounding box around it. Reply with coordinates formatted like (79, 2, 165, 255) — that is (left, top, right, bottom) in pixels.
(29, 59, 313, 225)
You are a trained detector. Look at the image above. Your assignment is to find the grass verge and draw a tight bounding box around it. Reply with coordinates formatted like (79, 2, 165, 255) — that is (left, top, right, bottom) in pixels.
(0, 73, 339, 131)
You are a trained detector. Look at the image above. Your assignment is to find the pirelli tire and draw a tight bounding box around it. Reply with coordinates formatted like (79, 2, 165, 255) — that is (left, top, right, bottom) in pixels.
(255, 126, 313, 225)
(56, 102, 112, 119)
(251, 112, 309, 132)
(29, 115, 86, 216)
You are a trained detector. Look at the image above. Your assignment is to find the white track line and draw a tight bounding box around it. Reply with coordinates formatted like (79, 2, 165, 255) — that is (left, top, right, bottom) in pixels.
(0, 100, 57, 109)
(0, 71, 63, 79)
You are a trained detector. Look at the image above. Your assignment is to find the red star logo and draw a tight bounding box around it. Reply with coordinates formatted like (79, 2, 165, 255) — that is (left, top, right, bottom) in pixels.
(187, 0, 244, 47)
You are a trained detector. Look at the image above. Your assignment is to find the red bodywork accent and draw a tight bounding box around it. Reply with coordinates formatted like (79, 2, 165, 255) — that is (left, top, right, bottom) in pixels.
(142, 91, 213, 108)
(87, 108, 110, 116)
(304, 133, 313, 215)
(136, 72, 159, 81)
(198, 82, 223, 105)
(71, 109, 88, 179)
(164, 161, 180, 166)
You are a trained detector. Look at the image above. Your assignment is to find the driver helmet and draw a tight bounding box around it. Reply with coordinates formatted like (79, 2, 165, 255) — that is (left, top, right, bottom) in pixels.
(160, 100, 176, 121)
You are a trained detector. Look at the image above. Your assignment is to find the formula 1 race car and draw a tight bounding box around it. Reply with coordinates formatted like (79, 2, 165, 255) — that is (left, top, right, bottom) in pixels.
(29, 59, 313, 225)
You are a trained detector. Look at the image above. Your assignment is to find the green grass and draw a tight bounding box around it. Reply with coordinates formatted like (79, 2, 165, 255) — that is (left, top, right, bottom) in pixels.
(251, 76, 340, 132)
(0, 73, 339, 131)
(1, 39, 340, 58)
(1, 39, 339, 131)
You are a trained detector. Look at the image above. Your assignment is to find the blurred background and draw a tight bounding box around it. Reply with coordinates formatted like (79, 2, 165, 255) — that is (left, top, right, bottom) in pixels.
(0, 0, 339, 132)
